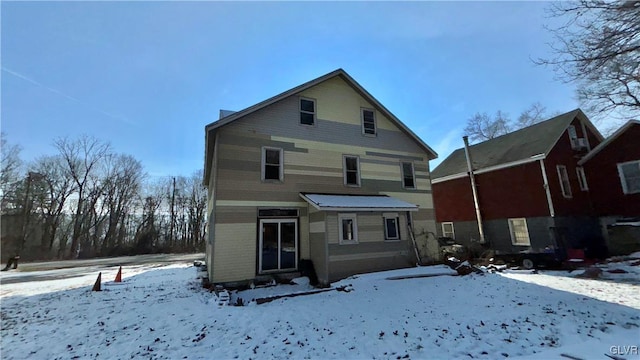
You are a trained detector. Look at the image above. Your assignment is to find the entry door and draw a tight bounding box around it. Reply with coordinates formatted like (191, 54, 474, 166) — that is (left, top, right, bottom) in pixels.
(259, 219, 298, 273)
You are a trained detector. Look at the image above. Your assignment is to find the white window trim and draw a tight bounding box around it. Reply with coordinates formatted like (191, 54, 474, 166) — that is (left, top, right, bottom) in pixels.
(617, 160, 640, 195)
(401, 161, 416, 189)
(556, 165, 572, 198)
(261, 147, 284, 182)
(508, 218, 531, 246)
(576, 167, 588, 191)
(338, 213, 358, 244)
(441, 222, 455, 239)
(343, 155, 361, 187)
(299, 97, 316, 126)
(361, 108, 377, 136)
(383, 212, 400, 241)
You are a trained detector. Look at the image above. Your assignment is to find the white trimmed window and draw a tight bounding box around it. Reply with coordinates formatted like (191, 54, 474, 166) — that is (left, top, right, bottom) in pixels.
(401, 162, 416, 189)
(567, 125, 578, 148)
(361, 108, 376, 136)
(300, 97, 316, 126)
(383, 213, 400, 240)
(556, 165, 572, 198)
(441, 222, 455, 239)
(576, 167, 588, 191)
(508, 218, 530, 246)
(261, 147, 283, 181)
(343, 155, 360, 187)
(617, 160, 640, 194)
(338, 213, 358, 244)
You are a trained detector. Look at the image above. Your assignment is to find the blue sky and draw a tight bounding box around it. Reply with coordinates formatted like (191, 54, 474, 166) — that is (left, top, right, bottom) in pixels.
(2, 1, 579, 176)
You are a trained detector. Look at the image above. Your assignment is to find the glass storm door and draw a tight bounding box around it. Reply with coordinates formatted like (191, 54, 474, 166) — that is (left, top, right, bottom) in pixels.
(259, 219, 298, 273)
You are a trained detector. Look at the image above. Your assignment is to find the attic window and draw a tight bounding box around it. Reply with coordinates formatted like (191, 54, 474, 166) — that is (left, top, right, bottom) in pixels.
(300, 98, 316, 126)
(361, 108, 376, 135)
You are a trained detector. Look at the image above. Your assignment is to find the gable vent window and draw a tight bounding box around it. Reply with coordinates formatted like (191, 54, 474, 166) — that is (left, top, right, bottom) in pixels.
(300, 98, 316, 126)
(617, 160, 640, 194)
(343, 155, 361, 187)
(401, 162, 416, 189)
(262, 147, 283, 181)
(557, 165, 572, 198)
(362, 108, 376, 136)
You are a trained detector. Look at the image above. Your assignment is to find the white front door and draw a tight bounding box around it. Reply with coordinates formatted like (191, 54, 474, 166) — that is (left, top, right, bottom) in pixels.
(259, 219, 298, 273)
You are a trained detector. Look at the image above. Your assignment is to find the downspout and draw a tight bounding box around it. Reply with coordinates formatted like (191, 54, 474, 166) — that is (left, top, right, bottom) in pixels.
(463, 136, 485, 244)
(538, 158, 555, 217)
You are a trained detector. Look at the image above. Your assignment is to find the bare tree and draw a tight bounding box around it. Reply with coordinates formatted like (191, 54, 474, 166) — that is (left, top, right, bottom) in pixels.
(54, 135, 111, 258)
(30, 155, 76, 256)
(101, 154, 143, 255)
(186, 170, 207, 251)
(1, 133, 23, 211)
(515, 102, 547, 128)
(538, 1, 640, 120)
(464, 104, 551, 143)
(463, 111, 512, 143)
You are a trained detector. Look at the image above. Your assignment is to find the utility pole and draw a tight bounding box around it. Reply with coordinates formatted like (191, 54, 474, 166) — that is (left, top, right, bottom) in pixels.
(169, 177, 176, 248)
(463, 136, 486, 245)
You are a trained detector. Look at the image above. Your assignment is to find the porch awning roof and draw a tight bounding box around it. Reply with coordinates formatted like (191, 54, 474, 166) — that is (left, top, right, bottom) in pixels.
(299, 193, 419, 212)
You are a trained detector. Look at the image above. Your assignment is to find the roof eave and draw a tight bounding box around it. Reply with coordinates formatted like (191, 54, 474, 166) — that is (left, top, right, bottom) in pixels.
(578, 119, 640, 165)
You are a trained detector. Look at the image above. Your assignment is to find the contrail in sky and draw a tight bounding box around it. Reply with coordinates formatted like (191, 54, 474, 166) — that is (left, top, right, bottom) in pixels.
(2, 66, 136, 126)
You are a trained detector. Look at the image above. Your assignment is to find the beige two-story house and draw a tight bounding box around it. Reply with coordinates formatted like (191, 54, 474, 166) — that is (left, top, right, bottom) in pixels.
(203, 69, 439, 287)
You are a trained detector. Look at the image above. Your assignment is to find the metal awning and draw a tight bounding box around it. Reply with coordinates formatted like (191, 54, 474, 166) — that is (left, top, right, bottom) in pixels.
(299, 193, 419, 212)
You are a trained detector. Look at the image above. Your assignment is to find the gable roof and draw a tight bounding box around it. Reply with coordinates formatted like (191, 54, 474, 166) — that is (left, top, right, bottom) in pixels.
(431, 109, 603, 181)
(204, 69, 438, 185)
(578, 120, 640, 165)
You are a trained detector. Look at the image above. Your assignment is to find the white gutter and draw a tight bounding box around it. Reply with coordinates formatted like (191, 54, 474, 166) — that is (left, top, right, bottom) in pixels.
(432, 154, 546, 184)
(463, 136, 485, 244)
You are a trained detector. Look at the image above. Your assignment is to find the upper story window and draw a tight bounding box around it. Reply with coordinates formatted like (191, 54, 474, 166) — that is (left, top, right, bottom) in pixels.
(300, 97, 316, 126)
(401, 162, 416, 189)
(567, 125, 578, 147)
(576, 167, 589, 191)
(617, 160, 640, 194)
(262, 147, 283, 182)
(556, 165, 572, 198)
(361, 108, 376, 136)
(343, 155, 360, 187)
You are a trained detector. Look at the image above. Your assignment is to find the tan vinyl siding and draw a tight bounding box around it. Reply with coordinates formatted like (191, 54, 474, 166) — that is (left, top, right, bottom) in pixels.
(212, 223, 257, 283)
(207, 74, 437, 283)
(298, 77, 399, 132)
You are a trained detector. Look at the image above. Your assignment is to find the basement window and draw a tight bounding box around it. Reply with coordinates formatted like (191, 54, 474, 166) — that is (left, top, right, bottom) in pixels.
(508, 218, 530, 246)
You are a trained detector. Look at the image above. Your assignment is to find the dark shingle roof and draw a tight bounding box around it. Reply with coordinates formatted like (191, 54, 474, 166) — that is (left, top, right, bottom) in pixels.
(431, 109, 585, 179)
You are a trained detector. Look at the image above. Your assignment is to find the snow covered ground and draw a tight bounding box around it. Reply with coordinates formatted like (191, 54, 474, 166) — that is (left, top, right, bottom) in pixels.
(1, 257, 639, 359)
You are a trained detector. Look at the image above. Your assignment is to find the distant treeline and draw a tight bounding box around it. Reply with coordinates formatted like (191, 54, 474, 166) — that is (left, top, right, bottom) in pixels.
(1, 133, 206, 261)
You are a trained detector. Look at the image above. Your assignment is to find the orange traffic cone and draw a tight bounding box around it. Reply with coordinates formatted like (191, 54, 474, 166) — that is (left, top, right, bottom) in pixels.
(92, 272, 102, 291)
(114, 266, 122, 283)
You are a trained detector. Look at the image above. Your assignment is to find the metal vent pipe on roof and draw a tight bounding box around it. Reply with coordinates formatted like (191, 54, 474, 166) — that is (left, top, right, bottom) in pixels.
(463, 136, 486, 244)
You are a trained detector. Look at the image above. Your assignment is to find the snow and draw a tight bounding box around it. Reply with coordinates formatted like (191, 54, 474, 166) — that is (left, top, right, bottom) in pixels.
(1, 260, 639, 359)
(300, 193, 418, 211)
